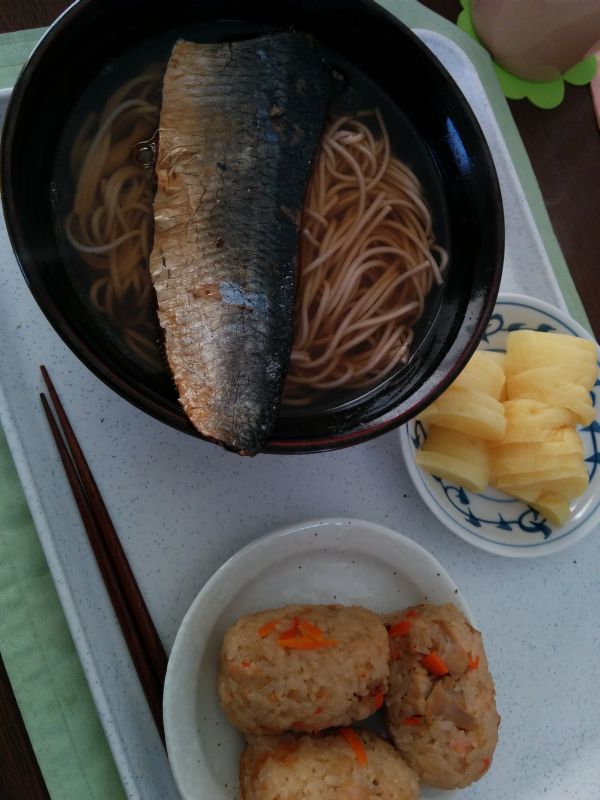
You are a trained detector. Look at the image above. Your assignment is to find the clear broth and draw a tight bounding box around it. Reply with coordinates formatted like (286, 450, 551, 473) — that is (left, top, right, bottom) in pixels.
(51, 24, 450, 412)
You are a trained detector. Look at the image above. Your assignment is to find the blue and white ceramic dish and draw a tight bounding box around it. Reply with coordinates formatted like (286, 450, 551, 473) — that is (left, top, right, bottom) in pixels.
(400, 293, 600, 557)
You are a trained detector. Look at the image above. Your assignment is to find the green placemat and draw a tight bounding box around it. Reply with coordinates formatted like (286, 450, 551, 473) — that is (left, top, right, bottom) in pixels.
(0, 4, 592, 800)
(0, 423, 126, 800)
(0, 27, 45, 89)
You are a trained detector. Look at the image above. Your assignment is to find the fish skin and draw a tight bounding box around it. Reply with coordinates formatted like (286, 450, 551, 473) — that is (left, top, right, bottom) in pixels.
(149, 35, 331, 454)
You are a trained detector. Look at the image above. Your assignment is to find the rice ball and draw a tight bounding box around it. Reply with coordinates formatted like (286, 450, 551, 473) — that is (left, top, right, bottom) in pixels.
(384, 602, 500, 789)
(239, 729, 420, 800)
(218, 604, 389, 736)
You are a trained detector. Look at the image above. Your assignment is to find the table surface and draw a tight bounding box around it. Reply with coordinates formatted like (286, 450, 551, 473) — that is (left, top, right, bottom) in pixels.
(1, 1, 599, 799)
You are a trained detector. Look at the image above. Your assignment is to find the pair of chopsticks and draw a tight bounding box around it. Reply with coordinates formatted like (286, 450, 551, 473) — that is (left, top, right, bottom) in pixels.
(39, 366, 167, 743)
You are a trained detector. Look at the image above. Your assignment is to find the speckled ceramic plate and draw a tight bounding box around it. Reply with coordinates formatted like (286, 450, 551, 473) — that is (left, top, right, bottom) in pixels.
(400, 294, 600, 558)
(163, 517, 472, 800)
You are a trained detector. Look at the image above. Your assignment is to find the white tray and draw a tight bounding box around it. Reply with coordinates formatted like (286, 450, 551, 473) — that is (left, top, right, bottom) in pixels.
(1, 29, 598, 800)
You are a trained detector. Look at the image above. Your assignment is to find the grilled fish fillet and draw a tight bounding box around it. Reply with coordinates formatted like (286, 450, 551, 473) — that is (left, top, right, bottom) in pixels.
(149, 35, 331, 454)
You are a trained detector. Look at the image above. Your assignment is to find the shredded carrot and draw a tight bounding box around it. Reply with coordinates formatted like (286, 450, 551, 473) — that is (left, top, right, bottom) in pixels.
(403, 716, 422, 726)
(406, 610, 419, 619)
(241, 660, 251, 668)
(388, 620, 411, 637)
(299, 619, 325, 641)
(421, 651, 449, 676)
(468, 654, 480, 670)
(278, 617, 301, 640)
(277, 637, 338, 650)
(372, 692, 384, 711)
(258, 620, 279, 638)
(481, 758, 491, 773)
(340, 727, 368, 766)
(275, 617, 336, 650)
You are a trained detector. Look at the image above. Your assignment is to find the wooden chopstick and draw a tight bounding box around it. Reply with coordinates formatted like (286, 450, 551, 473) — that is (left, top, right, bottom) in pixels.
(39, 367, 166, 742)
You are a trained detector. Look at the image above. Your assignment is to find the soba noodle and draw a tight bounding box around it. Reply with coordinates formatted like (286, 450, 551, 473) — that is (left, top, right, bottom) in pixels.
(66, 69, 162, 367)
(67, 73, 446, 400)
(283, 110, 447, 404)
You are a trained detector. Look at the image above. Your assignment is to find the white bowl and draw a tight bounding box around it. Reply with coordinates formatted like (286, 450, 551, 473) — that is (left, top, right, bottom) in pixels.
(400, 293, 600, 558)
(163, 517, 472, 800)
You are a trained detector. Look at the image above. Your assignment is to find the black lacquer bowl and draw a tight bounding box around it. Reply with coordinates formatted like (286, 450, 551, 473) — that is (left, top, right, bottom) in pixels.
(0, 0, 503, 453)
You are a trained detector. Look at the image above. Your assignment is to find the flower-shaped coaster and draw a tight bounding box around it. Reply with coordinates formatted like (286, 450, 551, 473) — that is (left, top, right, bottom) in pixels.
(457, 0, 598, 109)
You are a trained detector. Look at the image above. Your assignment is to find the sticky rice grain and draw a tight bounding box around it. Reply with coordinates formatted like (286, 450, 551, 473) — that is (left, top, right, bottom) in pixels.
(240, 730, 420, 800)
(218, 604, 389, 736)
(384, 602, 499, 789)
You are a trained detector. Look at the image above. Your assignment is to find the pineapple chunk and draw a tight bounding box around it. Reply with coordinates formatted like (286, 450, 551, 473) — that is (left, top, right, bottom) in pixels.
(500, 423, 580, 446)
(507, 488, 572, 526)
(507, 363, 597, 391)
(415, 426, 490, 492)
(484, 352, 508, 401)
(506, 380, 594, 426)
(495, 467, 588, 498)
(484, 351, 506, 369)
(491, 448, 583, 479)
(506, 329, 597, 355)
(529, 497, 571, 526)
(506, 330, 597, 379)
(419, 386, 506, 442)
(491, 428, 583, 464)
(412, 333, 598, 527)
(502, 399, 576, 440)
(415, 453, 488, 493)
(453, 351, 506, 400)
(421, 425, 490, 469)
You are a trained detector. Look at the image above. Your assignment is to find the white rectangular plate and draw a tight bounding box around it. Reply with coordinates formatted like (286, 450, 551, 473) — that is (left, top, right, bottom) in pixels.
(0, 29, 598, 800)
